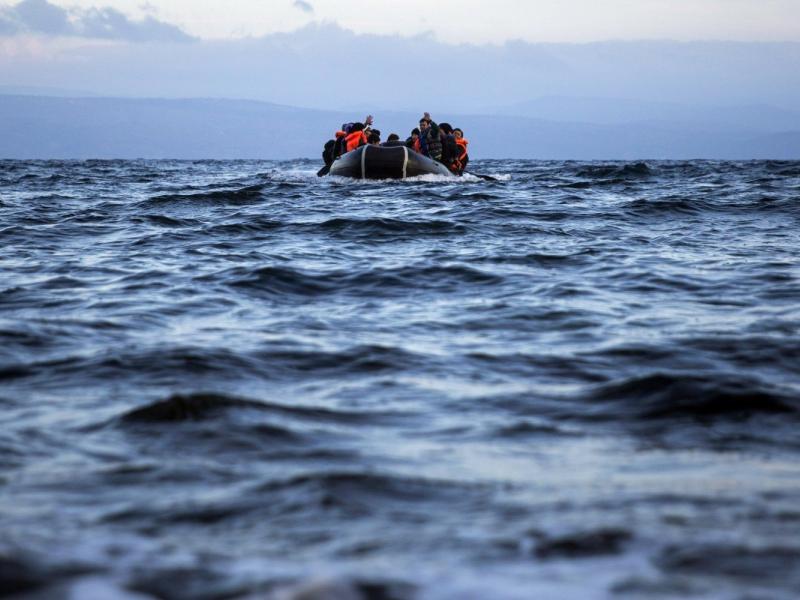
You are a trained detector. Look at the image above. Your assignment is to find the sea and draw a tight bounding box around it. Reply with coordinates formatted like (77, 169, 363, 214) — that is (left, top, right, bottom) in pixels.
(1, 159, 799, 600)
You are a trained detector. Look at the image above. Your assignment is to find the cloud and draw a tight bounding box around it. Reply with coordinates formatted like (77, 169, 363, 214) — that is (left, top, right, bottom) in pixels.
(0, 16, 19, 35)
(0, 0, 194, 42)
(11, 0, 70, 35)
(293, 1, 314, 14)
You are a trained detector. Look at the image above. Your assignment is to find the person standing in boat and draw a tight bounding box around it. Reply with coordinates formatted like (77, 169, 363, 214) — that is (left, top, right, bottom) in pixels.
(415, 113, 443, 162)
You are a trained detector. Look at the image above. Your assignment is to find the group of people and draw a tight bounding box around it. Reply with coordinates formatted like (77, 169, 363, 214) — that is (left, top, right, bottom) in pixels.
(322, 113, 470, 175)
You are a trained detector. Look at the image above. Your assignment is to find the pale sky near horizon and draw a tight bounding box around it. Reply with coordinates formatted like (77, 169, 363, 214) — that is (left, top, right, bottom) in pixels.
(1, 0, 799, 44)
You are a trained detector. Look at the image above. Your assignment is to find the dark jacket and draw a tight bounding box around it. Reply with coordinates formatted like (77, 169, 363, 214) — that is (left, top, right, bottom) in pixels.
(322, 140, 336, 166)
(419, 122, 442, 161)
(323, 131, 348, 166)
(441, 133, 458, 169)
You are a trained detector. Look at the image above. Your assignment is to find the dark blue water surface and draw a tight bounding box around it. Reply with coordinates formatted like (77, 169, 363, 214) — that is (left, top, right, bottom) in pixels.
(2, 159, 800, 599)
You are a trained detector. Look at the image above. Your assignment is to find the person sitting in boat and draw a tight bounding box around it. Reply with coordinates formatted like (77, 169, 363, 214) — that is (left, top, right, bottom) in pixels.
(367, 130, 381, 145)
(453, 128, 469, 175)
(438, 122, 459, 172)
(405, 128, 420, 149)
(322, 129, 348, 167)
(415, 113, 443, 162)
(383, 133, 405, 147)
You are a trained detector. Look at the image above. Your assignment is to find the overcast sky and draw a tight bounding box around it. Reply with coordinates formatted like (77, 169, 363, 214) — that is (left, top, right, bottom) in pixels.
(1, 0, 799, 44)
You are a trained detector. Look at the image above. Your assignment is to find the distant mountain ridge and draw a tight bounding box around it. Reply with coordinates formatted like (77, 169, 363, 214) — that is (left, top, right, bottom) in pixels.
(0, 85, 102, 98)
(1, 94, 798, 159)
(491, 96, 800, 134)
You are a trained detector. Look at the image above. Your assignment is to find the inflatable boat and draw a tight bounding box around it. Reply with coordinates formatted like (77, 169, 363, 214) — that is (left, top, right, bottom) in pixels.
(328, 144, 453, 179)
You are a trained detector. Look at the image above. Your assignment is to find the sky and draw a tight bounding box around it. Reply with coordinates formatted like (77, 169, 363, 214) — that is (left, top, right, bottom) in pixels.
(0, 0, 798, 117)
(1, 0, 799, 158)
(1, 0, 800, 44)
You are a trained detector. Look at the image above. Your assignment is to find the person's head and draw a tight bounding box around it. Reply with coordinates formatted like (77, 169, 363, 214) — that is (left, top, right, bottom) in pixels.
(454, 128, 463, 140)
(367, 132, 381, 145)
(439, 123, 453, 134)
(419, 119, 430, 131)
(387, 133, 400, 142)
(411, 128, 420, 138)
(351, 122, 365, 132)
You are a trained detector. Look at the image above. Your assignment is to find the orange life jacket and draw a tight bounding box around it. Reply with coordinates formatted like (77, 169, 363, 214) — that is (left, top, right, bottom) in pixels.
(450, 138, 469, 173)
(456, 138, 468, 160)
(413, 138, 421, 154)
(346, 130, 368, 152)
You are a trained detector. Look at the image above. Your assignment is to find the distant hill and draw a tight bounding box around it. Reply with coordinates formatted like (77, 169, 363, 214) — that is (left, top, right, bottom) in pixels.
(491, 96, 800, 134)
(0, 85, 101, 98)
(1, 94, 799, 159)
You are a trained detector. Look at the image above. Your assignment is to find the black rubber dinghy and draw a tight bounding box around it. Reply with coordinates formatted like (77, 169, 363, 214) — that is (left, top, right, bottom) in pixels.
(328, 144, 453, 179)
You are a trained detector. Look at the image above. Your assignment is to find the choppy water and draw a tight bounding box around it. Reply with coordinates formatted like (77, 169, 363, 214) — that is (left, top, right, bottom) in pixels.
(1, 159, 800, 599)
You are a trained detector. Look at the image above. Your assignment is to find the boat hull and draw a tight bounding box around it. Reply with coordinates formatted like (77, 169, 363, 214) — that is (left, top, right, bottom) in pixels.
(328, 144, 453, 179)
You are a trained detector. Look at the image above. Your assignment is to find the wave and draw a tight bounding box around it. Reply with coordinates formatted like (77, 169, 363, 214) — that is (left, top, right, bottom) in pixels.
(493, 419, 582, 439)
(229, 264, 503, 297)
(141, 183, 267, 206)
(120, 392, 275, 422)
(678, 334, 800, 372)
(443, 191, 506, 201)
(248, 344, 424, 377)
(0, 555, 70, 597)
(559, 181, 593, 189)
(475, 249, 597, 267)
(585, 372, 798, 421)
(574, 162, 653, 179)
(317, 217, 465, 237)
(272, 578, 415, 600)
(6, 343, 424, 387)
(118, 392, 404, 425)
(201, 218, 284, 235)
(99, 463, 479, 540)
(133, 214, 199, 228)
(0, 346, 256, 385)
(532, 527, 632, 559)
(753, 194, 800, 216)
(254, 470, 479, 507)
(622, 196, 714, 216)
(108, 392, 405, 469)
(656, 543, 800, 583)
(764, 160, 800, 177)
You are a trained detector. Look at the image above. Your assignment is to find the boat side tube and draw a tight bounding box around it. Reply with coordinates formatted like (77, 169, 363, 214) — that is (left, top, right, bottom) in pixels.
(328, 145, 453, 179)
